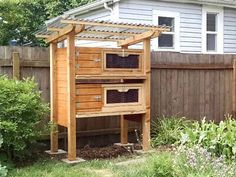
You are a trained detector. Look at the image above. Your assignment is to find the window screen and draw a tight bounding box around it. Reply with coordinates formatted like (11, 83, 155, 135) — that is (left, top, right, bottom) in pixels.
(106, 54, 139, 69)
(107, 89, 139, 104)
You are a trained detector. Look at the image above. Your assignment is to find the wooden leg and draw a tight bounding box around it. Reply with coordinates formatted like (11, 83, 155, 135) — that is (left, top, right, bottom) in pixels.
(50, 123, 58, 152)
(142, 110, 151, 151)
(67, 31, 77, 161)
(68, 121, 76, 161)
(121, 115, 128, 144)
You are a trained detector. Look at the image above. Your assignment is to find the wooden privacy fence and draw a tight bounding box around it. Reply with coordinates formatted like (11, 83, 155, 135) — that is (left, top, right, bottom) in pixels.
(1, 46, 236, 141)
(151, 52, 236, 122)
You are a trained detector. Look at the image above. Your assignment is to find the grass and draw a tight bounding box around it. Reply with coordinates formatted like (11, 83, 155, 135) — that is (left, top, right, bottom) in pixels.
(8, 148, 236, 177)
(8, 159, 114, 177)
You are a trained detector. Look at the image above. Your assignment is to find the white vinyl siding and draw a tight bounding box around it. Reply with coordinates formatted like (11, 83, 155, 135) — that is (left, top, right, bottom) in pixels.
(119, 0, 202, 53)
(224, 8, 236, 53)
(76, 7, 111, 20)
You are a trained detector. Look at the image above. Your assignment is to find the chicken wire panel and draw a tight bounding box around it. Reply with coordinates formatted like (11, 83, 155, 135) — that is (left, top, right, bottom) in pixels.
(106, 54, 140, 69)
(106, 89, 139, 104)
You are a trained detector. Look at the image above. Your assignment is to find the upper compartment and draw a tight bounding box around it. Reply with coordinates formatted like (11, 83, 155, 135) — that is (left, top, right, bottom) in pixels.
(75, 47, 145, 79)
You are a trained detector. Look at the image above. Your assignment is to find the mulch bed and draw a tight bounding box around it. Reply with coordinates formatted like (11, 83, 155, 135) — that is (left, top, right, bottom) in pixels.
(77, 145, 130, 160)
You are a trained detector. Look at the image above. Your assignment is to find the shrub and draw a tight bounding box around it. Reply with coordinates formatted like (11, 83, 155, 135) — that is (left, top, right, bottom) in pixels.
(151, 116, 191, 147)
(0, 76, 49, 160)
(0, 134, 8, 177)
(180, 116, 236, 159)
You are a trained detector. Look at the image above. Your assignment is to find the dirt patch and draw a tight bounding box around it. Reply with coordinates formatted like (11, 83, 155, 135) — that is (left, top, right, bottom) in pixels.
(77, 145, 130, 160)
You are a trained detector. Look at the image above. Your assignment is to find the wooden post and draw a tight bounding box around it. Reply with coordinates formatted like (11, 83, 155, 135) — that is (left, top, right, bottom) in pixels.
(142, 38, 151, 151)
(120, 45, 129, 144)
(50, 43, 58, 153)
(12, 52, 20, 79)
(233, 59, 236, 118)
(67, 30, 77, 161)
(120, 115, 128, 144)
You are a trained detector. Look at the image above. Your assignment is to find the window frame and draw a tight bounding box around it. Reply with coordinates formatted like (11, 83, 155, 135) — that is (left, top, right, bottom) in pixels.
(153, 10, 180, 52)
(202, 6, 224, 54)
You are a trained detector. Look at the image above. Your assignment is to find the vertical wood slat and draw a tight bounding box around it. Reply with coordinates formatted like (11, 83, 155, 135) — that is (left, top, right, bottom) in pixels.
(12, 52, 20, 79)
(67, 31, 76, 161)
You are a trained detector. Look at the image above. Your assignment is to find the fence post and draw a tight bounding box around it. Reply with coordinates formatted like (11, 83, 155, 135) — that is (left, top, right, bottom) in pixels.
(233, 59, 236, 118)
(12, 52, 20, 79)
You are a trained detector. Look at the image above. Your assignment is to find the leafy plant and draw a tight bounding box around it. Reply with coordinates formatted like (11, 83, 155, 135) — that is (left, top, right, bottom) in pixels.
(151, 116, 191, 147)
(0, 75, 49, 161)
(0, 134, 8, 177)
(174, 145, 236, 177)
(180, 116, 236, 159)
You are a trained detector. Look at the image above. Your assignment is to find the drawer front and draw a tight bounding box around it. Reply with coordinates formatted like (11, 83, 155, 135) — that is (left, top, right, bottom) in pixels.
(103, 51, 143, 71)
(76, 53, 102, 75)
(76, 84, 102, 112)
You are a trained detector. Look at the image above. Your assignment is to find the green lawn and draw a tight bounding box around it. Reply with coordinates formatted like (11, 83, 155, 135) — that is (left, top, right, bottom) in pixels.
(8, 149, 236, 177)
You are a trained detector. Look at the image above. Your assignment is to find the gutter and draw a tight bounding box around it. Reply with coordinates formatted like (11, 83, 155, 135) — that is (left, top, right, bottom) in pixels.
(64, 0, 115, 16)
(46, 0, 116, 25)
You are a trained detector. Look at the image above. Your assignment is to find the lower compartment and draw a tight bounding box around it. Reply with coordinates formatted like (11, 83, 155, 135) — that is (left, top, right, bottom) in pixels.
(76, 83, 146, 118)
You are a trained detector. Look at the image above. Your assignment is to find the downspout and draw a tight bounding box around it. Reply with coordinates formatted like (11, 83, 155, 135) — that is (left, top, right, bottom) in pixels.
(104, 0, 120, 21)
(104, 1, 113, 13)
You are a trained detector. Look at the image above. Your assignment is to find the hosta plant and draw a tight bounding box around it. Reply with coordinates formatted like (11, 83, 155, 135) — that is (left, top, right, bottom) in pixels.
(180, 116, 236, 159)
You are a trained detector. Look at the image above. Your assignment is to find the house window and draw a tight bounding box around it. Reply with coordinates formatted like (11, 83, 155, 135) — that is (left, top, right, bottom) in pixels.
(202, 6, 223, 53)
(158, 17, 175, 48)
(153, 10, 180, 51)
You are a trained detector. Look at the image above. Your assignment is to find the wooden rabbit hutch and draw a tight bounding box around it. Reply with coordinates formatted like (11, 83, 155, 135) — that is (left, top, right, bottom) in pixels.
(36, 17, 168, 161)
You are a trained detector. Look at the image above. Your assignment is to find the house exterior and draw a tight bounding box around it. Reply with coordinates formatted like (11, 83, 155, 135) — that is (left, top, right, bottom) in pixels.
(53, 0, 236, 54)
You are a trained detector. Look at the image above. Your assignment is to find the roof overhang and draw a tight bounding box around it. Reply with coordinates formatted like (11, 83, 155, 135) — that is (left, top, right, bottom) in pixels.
(36, 17, 169, 47)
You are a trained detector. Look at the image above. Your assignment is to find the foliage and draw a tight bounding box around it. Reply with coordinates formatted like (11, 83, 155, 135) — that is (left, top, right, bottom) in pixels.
(0, 75, 49, 160)
(0, 134, 8, 177)
(174, 145, 236, 177)
(0, 0, 93, 46)
(180, 116, 236, 159)
(151, 116, 191, 147)
(118, 153, 174, 177)
(7, 148, 236, 177)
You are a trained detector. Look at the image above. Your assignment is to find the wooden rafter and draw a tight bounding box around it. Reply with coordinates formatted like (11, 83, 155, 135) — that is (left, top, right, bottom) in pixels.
(46, 24, 74, 43)
(61, 19, 168, 31)
(36, 34, 50, 38)
(118, 30, 158, 47)
(47, 27, 62, 32)
(45, 24, 85, 43)
(81, 30, 136, 37)
(76, 36, 119, 42)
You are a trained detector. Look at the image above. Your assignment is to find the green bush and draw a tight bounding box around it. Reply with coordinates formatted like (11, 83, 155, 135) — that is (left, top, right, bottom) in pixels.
(0, 76, 49, 160)
(151, 116, 191, 147)
(0, 134, 8, 177)
(180, 117, 236, 159)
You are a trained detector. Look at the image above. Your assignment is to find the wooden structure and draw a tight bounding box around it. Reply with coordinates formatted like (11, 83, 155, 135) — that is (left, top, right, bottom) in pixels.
(36, 17, 168, 161)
